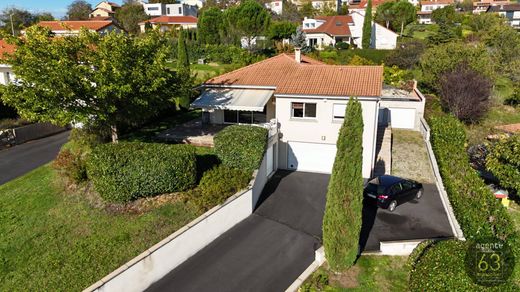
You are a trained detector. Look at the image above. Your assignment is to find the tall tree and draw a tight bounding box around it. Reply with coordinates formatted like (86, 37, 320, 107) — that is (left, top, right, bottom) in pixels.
(431, 5, 457, 26)
(375, 1, 395, 29)
(1, 27, 183, 143)
(175, 28, 192, 110)
(197, 7, 223, 45)
(0, 8, 37, 36)
(391, 0, 416, 35)
(67, 0, 92, 20)
(227, 0, 271, 50)
(362, 0, 372, 49)
(268, 21, 297, 41)
(300, 0, 316, 18)
(115, 2, 149, 34)
(177, 28, 190, 74)
(323, 97, 364, 271)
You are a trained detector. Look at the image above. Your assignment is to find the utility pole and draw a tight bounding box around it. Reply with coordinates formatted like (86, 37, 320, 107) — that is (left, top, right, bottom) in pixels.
(10, 13, 15, 36)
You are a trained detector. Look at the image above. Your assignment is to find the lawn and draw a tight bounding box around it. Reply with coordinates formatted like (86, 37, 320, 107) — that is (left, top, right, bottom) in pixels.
(391, 129, 434, 184)
(164, 61, 237, 84)
(0, 165, 204, 291)
(301, 256, 409, 291)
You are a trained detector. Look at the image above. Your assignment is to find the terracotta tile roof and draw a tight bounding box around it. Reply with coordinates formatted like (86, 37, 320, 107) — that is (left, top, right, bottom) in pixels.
(421, 0, 455, 5)
(92, 7, 116, 14)
(140, 16, 198, 25)
(206, 54, 383, 97)
(303, 15, 353, 36)
(488, 3, 520, 11)
(37, 20, 115, 32)
(495, 123, 520, 134)
(0, 39, 15, 60)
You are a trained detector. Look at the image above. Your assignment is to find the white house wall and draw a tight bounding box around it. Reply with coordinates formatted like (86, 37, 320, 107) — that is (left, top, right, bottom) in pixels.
(275, 96, 379, 178)
(351, 12, 397, 49)
(305, 33, 335, 49)
(0, 66, 15, 85)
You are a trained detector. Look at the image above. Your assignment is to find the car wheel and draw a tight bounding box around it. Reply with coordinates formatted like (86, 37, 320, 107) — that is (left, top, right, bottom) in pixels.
(388, 200, 397, 212)
(416, 190, 423, 200)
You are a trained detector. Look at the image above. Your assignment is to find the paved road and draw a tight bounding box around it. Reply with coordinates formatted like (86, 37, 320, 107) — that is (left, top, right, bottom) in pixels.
(0, 131, 69, 185)
(146, 171, 330, 292)
(360, 183, 454, 251)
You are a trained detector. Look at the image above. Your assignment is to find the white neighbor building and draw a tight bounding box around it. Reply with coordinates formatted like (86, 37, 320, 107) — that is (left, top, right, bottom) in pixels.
(142, 2, 198, 17)
(417, 0, 455, 24)
(0, 40, 15, 85)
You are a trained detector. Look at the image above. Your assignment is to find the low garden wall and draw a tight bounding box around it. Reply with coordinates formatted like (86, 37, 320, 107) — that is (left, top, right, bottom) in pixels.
(0, 122, 66, 148)
(84, 153, 270, 292)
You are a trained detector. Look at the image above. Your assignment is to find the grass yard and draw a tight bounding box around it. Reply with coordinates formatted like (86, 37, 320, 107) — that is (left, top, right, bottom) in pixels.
(164, 61, 237, 84)
(391, 129, 434, 184)
(465, 105, 520, 145)
(0, 165, 204, 291)
(301, 256, 409, 291)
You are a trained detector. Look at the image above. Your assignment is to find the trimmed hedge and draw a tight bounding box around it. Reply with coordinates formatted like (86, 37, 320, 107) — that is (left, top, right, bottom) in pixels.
(322, 97, 364, 271)
(195, 165, 251, 210)
(87, 142, 197, 202)
(214, 125, 268, 173)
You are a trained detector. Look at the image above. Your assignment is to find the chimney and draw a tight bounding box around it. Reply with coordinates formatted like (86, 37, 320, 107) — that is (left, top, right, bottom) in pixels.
(294, 47, 301, 64)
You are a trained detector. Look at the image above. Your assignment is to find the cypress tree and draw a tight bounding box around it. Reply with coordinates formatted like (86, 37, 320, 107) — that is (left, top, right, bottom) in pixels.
(177, 28, 190, 74)
(175, 28, 192, 109)
(322, 97, 364, 271)
(362, 0, 372, 49)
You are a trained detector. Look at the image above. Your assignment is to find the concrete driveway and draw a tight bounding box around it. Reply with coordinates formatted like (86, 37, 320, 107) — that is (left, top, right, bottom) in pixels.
(360, 183, 455, 252)
(146, 170, 330, 292)
(0, 131, 69, 185)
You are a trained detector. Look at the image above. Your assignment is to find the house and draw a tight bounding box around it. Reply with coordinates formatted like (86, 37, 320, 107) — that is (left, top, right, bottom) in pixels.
(138, 16, 198, 33)
(142, 2, 198, 17)
(417, 0, 454, 24)
(0, 40, 15, 85)
(90, 1, 120, 18)
(473, 1, 511, 14)
(265, 1, 284, 15)
(191, 51, 383, 177)
(349, 0, 395, 12)
(302, 13, 397, 49)
(487, 3, 520, 28)
(30, 20, 123, 36)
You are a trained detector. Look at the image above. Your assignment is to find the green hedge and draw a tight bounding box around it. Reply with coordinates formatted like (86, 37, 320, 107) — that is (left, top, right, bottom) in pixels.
(214, 125, 268, 173)
(322, 97, 364, 271)
(195, 165, 251, 210)
(87, 142, 197, 202)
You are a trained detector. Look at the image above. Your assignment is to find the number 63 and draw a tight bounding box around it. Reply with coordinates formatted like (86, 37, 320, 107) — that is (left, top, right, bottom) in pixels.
(478, 253, 501, 272)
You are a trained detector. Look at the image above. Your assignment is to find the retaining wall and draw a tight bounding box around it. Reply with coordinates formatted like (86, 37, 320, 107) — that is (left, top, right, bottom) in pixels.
(0, 122, 66, 148)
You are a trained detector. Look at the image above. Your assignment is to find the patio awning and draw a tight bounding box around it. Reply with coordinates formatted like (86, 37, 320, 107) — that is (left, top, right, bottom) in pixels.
(191, 88, 274, 112)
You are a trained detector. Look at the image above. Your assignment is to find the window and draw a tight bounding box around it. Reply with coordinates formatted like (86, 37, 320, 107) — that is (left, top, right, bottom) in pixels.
(167, 8, 170, 14)
(5, 72, 10, 84)
(179, 7, 182, 14)
(333, 104, 347, 119)
(148, 7, 159, 11)
(224, 110, 266, 124)
(400, 180, 413, 191)
(305, 23, 310, 28)
(292, 102, 317, 118)
(309, 38, 318, 47)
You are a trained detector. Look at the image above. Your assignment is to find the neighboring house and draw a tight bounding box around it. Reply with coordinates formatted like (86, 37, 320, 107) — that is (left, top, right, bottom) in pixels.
(473, 0, 511, 14)
(142, 2, 198, 17)
(265, 1, 284, 15)
(487, 3, 520, 28)
(90, 1, 120, 18)
(138, 16, 198, 32)
(417, 0, 454, 24)
(0, 40, 15, 85)
(191, 51, 383, 177)
(29, 20, 123, 36)
(350, 0, 395, 12)
(302, 13, 397, 49)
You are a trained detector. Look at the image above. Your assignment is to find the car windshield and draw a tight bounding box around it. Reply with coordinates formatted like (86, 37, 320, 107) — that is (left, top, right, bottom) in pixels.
(365, 183, 385, 194)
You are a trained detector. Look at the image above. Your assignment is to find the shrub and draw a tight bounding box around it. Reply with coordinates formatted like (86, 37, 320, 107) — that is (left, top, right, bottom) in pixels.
(439, 63, 491, 123)
(384, 65, 413, 87)
(195, 165, 251, 210)
(300, 268, 331, 292)
(486, 135, 520, 195)
(385, 40, 426, 69)
(323, 97, 364, 271)
(505, 85, 520, 107)
(334, 42, 350, 50)
(214, 125, 268, 173)
(87, 142, 197, 202)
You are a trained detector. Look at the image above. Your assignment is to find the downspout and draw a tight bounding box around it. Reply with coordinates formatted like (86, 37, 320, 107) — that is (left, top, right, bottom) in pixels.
(370, 99, 381, 179)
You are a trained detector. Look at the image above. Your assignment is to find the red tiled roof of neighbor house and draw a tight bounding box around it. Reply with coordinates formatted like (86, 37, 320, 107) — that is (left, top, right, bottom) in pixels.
(303, 15, 353, 36)
(0, 39, 15, 60)
(140, 16, 198, 25)
(488, 3, 520, 11)
(206, 54, 384, 97)
(420, 0, 455, 5)
(37, 20, 115, 32)
(495, 123, 520, 134)
(92, 7, 116, 14)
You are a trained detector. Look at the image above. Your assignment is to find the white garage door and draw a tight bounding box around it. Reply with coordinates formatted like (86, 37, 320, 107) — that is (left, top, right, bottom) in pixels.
(287, 142, 337, 174)
(389, 108, 415, 129)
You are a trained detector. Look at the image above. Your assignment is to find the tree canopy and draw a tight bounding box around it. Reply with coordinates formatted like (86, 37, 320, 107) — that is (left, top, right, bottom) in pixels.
(268, 21, 297, 41)
(0, 7, 53, 36)
(226, 0, 271, 50)
(115, 2, 149, 34)
(374, 0, 415, 34)
(67, 0, 92, 20)
(1, 27, 185, 142)
(197, 7, 224, 45)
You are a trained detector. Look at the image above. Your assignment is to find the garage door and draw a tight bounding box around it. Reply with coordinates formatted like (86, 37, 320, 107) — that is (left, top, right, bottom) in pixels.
(287, 142, 337, 174)
(389, 108, 415, 129)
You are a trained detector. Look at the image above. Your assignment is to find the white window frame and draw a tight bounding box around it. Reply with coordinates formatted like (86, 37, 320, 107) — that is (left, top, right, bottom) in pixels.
(291, 102, 317, 119)
(332, 103, 347, 120)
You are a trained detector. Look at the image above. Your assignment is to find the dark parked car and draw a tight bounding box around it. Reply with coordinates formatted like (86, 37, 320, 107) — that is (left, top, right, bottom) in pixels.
(363, 175, 423, 212)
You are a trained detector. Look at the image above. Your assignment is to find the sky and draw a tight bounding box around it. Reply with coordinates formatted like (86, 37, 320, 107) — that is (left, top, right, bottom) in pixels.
(0, 0, 123, 18)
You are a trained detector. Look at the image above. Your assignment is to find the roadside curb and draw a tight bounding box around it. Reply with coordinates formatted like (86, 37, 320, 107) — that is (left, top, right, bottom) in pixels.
(285, 247, 325, 292)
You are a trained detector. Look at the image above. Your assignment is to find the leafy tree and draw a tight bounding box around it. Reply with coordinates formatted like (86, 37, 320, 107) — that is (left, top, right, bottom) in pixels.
(0, 8, 37, 35)
(197, 7, 223, 45)
(375, 1, 395, 29)
(486, 135, 520, 194)
(427, 23, 461, 45)
(321, 1, 338, 16)
(300, 1, 317, 18)
(268, 21, 297, 41)
(385, 40, 426, 69)
(505, 84, 520, 106)
(468, 13, 502, 32)
(277, 0, 302, 22)
(391, 0, 416, 36)
(340, 3, 349, 15)
(482, 25, 520, 82)
(323, 97, 364, 271)
(1, 27, 184, 143)
(459, 0, 474, 12)
(35, 12, 54, 22)
(439, 63, 492, 123)
(115, 2, 149, 34)
(67, 0, 92, 20)
(431, 5, 458, 26)
(420, 42, 493, 90)
(226, 0, 271, 50)
(362, 0, 372, 49)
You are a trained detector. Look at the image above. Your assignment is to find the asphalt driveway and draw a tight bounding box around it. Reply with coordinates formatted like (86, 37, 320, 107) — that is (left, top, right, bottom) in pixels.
(146, 170, 330, 292)
(360, 183, 454, 252)
(0, 131, 69, 185)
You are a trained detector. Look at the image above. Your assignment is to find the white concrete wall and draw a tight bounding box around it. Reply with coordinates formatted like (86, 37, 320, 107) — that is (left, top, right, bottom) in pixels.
(0, 66, 14, 85)
(143, 3, 164, 16)
(85, 148, 274, 292)
(266, 1, 283, 15)
(275, 96, 379, 178)
(351, 12, 397, 49)
(379, 100, 425, 131)
(305, 33, 335, 49)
